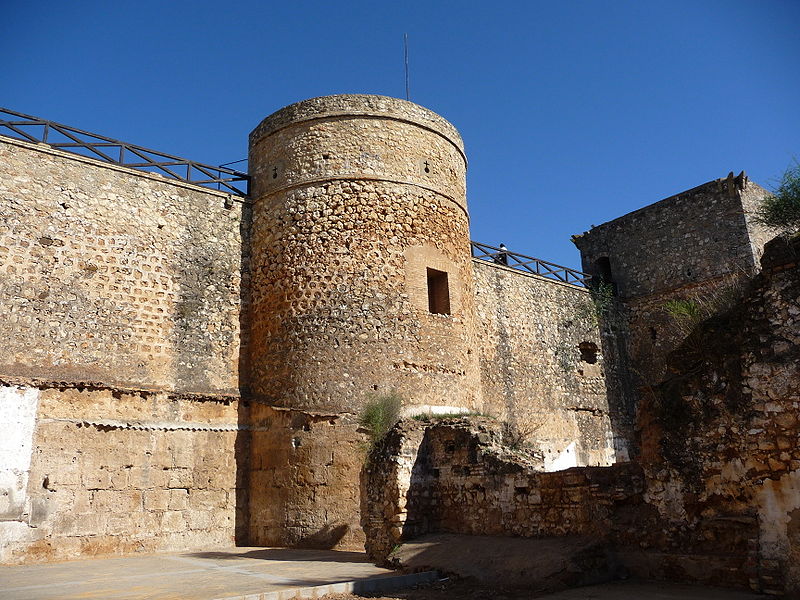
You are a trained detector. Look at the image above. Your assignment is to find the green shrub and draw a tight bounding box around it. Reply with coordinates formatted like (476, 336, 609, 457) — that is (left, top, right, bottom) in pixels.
(663, 298, 702, 320)
(358, 392, 402, 445)
(575, 280, 617, 329)
(756, 161, 800, 233)
(662, 274, 749, 339)
(589, 281, 615, 318)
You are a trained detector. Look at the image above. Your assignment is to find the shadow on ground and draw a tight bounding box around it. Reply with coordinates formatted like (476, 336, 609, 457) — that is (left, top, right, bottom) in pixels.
(185, 547, 372, 563)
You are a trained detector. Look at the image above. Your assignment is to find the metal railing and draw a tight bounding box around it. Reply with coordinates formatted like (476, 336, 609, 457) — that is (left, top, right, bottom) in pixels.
(0, 109, 591, 282)
(0, 107, 249, 196)
(471, 241, 591, 286)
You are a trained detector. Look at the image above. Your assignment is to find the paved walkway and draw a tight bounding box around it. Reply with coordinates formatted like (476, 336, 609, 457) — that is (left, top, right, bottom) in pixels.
(0, 547, 435, 600)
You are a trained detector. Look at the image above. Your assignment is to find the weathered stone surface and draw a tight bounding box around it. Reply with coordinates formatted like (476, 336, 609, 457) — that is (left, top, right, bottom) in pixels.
(2, 96, 614, 563)
(0, 138, 246, 395)
(361, 418, 642, 564)
(0, 135, 250, 563)
(639, 236, 800, 595)
(246, 403, 365, 550)
(3, 93, 793, 597)
(573, 172, 772, 388)
(0, 386, 246, 564)
(247, 95, 480, 414)
(364, 240, 800, 594)
(244, 95, 484, 548)
(473, 260, 620, 467)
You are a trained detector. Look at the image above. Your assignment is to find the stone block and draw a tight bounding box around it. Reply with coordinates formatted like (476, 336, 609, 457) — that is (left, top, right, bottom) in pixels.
(168, 488, 189, 510)
(143, 489, 170, 511)
(160, 510, 186, 533)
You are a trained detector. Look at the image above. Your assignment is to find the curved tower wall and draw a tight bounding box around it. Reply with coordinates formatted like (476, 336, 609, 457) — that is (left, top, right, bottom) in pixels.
(248, 95, 481, 413)
(246, 95, 482, 548)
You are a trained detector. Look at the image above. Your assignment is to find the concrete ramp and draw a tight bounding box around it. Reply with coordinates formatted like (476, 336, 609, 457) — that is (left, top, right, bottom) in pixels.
(393, 533, 613, 592)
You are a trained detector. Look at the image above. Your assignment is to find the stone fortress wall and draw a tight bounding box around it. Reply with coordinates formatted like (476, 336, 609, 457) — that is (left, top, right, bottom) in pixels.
(365, 238, 800, 594)
(572, 172, 774, 451)
(3, 92, 788, 585)
(472, 261, 621, 469)
(0, 137, 249, 562)
(246, 95, 481, 414)
(0, 138, 246, 393)
(243, 96, 617, 549)
(573, 172, 773, 388)
(245, 95, 482, 550)
(0, 95, 617, 562)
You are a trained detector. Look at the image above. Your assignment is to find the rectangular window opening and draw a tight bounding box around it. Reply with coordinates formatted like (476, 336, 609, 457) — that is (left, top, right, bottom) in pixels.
(427, 268, 451, 315)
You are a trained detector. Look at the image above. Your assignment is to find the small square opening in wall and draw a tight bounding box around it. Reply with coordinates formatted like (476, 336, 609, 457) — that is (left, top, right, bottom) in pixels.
(579, 342, 598, 364)
(427, 268, 450, 315)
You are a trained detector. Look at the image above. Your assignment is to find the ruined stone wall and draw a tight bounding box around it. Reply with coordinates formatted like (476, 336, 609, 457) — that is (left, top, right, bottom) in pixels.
(0, 137, 247, 395)
(361, 419, 642, 563)
(0, 385, 246, 564)
(637, 236, 800, 595)
(573, 173, 772, 412)
(573, 173, 769, 300)
(622, 274, 750, 386)
(472, 260, 623, 467)
(0, 138, 249, 563)
(364, 417, 759, 590)
(364, 238, 799, 594)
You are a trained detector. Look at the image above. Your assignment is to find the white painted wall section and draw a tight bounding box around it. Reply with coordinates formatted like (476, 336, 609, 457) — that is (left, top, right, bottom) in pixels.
(545, 441, 578, 472)
(0, 386, 39, 521)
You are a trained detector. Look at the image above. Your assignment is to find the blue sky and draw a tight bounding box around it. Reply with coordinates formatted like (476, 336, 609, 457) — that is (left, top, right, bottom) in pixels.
(3, 1, 798, 268)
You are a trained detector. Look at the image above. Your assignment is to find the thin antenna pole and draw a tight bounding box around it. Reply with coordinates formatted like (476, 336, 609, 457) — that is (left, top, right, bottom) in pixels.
(404, 33, 410, 101)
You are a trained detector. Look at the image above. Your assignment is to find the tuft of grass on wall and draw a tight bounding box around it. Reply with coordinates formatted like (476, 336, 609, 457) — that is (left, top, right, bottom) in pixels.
(662, 274, 750, 340)
(664, 298, 703, 321)
(358, 392, 402, 446)
(410, 410, 493, 422)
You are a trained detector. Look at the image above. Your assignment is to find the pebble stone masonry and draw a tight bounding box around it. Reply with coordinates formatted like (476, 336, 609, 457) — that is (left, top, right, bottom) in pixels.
(247, 95, 482, 412)
(244, 95, 485, 548)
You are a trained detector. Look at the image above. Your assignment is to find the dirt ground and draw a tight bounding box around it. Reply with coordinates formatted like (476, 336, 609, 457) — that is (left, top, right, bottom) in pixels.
(323, 577, 531, 600)
(321, 577, 767, 600)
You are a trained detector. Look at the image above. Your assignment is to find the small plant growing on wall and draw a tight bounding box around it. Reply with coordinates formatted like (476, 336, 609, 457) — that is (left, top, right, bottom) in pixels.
(662, 274, 751, 339)
(663, 298, 703, 337)
(755, 160, 800, 234)
(575, 280, 618, 333)
(589, 281, 615, 320)
(501, 418, 545, 463)
(358, 392, 402, 449)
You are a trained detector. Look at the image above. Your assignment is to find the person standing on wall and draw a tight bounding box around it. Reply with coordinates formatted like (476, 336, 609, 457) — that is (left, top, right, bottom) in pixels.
(495, 243, 509, 266)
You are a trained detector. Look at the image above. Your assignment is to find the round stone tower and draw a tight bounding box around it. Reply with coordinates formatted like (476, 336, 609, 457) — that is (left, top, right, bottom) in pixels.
(245, 95, 482, 549)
